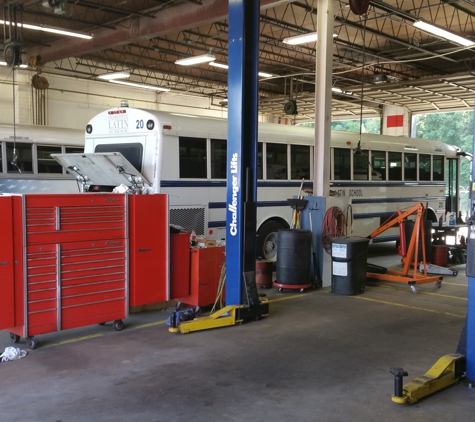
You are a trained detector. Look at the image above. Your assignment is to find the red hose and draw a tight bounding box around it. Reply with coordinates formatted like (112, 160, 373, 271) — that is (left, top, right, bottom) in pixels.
(322, 207, 346, 254)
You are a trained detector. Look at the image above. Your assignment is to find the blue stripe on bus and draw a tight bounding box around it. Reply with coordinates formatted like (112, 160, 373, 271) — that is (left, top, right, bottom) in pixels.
(351, 196, 444, 204)
(371, 235, 398, 243)
(209, 200, 289, 209)
(353, 212, 396, 220)
(161, 180, 226, 187)
(209, 220, 226, 228)
(163, 180, 445, 189)
(331, 181, 445, 187)
(162, 180, 312, 188)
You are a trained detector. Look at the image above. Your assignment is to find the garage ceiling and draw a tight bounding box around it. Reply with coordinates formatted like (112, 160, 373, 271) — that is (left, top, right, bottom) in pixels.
(2, 0, 475, 121)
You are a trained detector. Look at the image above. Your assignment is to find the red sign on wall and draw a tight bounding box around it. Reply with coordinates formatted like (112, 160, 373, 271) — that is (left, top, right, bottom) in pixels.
(387, 114, 404, 128)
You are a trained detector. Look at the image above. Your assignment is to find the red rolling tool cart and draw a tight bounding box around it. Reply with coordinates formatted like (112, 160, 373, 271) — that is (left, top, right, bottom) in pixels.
(0, 193, 169, 349)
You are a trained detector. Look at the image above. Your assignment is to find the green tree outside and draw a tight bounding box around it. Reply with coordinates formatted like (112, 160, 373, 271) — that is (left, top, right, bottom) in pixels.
(414, 111, 474, 217)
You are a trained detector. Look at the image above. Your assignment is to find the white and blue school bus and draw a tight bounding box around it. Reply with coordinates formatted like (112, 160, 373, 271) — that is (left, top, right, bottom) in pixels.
(0, 124, 84, 194)
(83, 105, 466, 260)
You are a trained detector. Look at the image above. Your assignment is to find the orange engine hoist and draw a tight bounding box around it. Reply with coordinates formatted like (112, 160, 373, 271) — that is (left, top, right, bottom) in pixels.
(366, 203, 442, 293)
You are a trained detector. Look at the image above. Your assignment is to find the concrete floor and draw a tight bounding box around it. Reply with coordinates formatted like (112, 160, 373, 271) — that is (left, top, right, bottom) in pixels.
(1, 243, 474, 422)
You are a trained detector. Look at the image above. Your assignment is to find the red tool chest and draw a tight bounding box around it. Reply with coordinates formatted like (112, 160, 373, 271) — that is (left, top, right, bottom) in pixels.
(0, 193, 169, 349)
(175, 246, 225, 307)
(170, 232, 191, 299)
(128, 194, 169, 306)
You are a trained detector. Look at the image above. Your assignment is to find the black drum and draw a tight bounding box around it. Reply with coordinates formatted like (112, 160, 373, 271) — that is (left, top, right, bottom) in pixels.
(275, 229, 312, 292)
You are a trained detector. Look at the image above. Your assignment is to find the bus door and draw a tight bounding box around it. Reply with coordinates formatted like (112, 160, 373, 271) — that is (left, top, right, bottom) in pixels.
(445, 157, 459, 214)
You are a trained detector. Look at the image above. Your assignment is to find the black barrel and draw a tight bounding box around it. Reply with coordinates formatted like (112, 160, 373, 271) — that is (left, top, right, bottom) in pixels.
(331, 237, 369, 295)
(405, 220, 432, 263)
(276, 229, 312, 286)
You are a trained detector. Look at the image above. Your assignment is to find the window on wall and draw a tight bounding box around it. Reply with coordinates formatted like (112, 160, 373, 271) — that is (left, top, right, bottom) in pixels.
(353, 153, 368, 180)
(7, 142, 33, 173)
(371, 150, 386, 180)
(419, 154, 431, 181)
(210, 139, 227, 179)
(388, 152, 402, 180)
(37, 145, 63, 173)
(179, 137, 206, 178)
(404, 153, 417, 181)
(290, 145, 310, 180)
(333, 148, 350, 180)
(266, 143, 287, 179)
(433, 155, 444, 181)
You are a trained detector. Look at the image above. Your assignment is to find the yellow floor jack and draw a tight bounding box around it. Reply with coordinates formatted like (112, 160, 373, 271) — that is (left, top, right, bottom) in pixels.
(390, 324, 467, 403)
(169, 271, 269, 334)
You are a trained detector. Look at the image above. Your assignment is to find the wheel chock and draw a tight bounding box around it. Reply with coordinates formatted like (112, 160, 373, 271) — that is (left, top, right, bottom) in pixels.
(390, 354, 466, 403)
(169, 305, 246, 334)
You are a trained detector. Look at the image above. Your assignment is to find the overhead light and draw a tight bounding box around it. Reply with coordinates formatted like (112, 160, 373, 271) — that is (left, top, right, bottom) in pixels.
(331, 87, 342, 93)
(0, 19, 93, 40)
(210, 61, 229, 69)
(210, 62, 272, 78)
(413, 20, 475, 47)
(110, 80, 170, 92)
(175, 54, 216, 66)
(283, 32, 336, 45)
(97, 71, 130, 80)
(19, 64, 27, 68)
(0, 61, 7, 66)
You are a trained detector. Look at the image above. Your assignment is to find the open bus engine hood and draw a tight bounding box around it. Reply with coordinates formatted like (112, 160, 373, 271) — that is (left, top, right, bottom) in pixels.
(52, 152, 151, 188)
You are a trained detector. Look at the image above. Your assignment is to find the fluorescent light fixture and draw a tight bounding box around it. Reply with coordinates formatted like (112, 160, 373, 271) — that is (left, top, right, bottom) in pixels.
(209, 61, 229, 69)
(413, 20, 475, 47)
(283, 32, 337, 45)
(19, 64, 27, 68)
(332, 87, 343, 93)
(175, 54, 216, 66)
(0, 61, 7, 66)
(97, 71, 130, 80)
(0, 19, 93, 40)
(210, 62, 272, 77)
(110, 80, 170, 92)
(283, 32, 318, 45)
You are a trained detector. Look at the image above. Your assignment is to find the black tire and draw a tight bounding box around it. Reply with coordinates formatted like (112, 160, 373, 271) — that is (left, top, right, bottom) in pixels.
(26, 336, 39, 350)
(257, 220, 287, 262)
(9, 332, 20, 343)
(113, 320, 125, 331)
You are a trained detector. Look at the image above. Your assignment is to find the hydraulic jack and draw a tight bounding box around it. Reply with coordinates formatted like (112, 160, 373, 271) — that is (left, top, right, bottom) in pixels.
(169, 271, 269, 334)
(390, 354, 466, 403)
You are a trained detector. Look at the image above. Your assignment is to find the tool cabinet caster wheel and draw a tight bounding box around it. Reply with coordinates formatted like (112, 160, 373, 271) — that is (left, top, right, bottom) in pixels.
(9, 332, 20, 344)
(436, 281, 442, 288)
(26, 336, 39, 350)
(113, 320, 124, 331)
(299, 288, 305, 293)
(278, 288, 283, 293)
(98, 322, 106, 326)
(410, 285, 418, 294)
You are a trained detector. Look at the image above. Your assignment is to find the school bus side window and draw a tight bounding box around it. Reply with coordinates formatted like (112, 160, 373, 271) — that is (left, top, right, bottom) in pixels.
(179, 137, 207, 178)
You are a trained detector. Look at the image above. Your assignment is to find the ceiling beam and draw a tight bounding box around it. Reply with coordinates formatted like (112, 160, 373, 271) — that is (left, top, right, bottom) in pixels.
(25, 0, 293, 65)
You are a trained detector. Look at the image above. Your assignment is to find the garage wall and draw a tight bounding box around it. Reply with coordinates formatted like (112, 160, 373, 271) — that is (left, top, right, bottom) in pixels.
(0, 67, 230, 129)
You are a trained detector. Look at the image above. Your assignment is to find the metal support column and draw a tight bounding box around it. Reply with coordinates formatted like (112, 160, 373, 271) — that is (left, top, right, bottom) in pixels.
(313, 0, 333, 196)
(226, 0, 259, 305)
